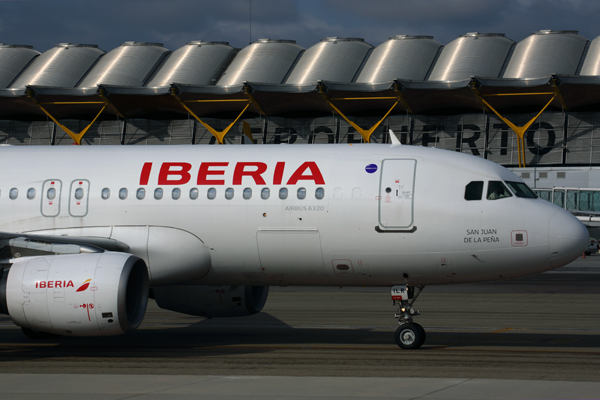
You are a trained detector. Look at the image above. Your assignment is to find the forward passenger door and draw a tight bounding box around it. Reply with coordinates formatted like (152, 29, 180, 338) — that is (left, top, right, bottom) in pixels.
(378, 159, 416, 231)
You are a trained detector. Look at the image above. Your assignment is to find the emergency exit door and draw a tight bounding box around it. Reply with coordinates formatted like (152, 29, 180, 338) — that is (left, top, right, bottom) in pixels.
(41, 179, 62, 217)
(378, 159, 416, 230)
(69, 180, 90, 217)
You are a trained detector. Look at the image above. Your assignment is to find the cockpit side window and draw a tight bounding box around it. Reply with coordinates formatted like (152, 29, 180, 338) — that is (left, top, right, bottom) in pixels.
(465, 181, 484, 201)
(487, 181, 512, 200)
(505, 181, 538, 199)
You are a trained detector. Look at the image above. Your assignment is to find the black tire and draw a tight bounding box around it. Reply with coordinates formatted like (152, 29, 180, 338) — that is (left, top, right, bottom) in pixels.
(395, 323, 425, 349)
(21, 327, 60, 340)
(416, 323, 426, 343)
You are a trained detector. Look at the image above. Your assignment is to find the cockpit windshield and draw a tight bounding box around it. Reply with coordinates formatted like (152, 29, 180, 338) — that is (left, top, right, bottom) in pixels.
(505, 181, 538, 199)
(487, 181, 512, 200)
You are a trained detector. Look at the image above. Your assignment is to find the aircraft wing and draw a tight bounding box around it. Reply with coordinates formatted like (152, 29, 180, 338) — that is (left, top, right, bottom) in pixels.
(0, 231, 130, 260)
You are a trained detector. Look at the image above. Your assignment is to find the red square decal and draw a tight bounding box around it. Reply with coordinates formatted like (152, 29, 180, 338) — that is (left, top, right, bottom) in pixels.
(512, 230, 528, 247)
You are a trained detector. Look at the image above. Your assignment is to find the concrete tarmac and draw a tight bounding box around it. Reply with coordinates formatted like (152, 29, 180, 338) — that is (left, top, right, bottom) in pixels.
(2, 374, 600, 400)
(1, 255, 599, 399)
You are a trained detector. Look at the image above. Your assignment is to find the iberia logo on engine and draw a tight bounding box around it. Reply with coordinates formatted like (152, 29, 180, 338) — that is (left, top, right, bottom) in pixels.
(35, 279, 91, 291)
(76, 279, 92, 292)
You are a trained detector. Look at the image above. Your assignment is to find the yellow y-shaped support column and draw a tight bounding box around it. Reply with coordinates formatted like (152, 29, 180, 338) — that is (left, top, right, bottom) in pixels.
(471, 80, 558, 168)
(27, 89, 125, 145)
(40, 103, 107, 145)
(477, 94, 556, 167)
(326, 98, 399, 143)
(321, 89, 400, 142)
(320, 83, 407, 143)
(27, 99, 107, 145)
(171, 91, 252, 144)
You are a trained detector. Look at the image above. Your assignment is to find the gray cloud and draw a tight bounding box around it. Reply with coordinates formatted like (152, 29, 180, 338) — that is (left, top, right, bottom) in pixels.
(0, 0, 299, 51)
(319, 0, 600, 44)
(0, 0, 599, 54)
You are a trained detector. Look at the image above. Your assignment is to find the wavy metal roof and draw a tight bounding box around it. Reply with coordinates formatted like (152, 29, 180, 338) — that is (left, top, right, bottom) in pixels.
(0, 45, 39, 88)
(79, 41, 169, 88)
(217, 39, 303, 86)
(503, 30, 588, 79)
(6, 32, 600, 91)
(428, 33, 513, 81)
(147, 41, 235, 87)
(579, 35, 600, 76)
(5, 32, 600, 122)
(356, 36, 442, 83)
(11, 44, 103, 88)
(285, 37, 373, 85)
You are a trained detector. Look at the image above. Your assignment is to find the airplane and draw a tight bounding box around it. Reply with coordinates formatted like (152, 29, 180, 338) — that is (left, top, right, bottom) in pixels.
(0, 131, 589, 349)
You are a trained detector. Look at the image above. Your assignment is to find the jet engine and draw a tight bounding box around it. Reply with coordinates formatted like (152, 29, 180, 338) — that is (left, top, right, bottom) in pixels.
(0, 252, 149, 337)
(153, 285, 269, 318)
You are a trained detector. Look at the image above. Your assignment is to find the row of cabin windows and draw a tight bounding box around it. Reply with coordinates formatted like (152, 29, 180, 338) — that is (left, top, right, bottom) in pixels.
(3, 188, 83, 201)
(464, 180, 537, 201)
(1, 187, 326, 201)
(105, 187, 325, 201)
(1, 188, 39, 200)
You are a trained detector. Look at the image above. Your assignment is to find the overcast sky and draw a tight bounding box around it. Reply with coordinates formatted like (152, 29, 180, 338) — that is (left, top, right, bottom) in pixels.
(1, 0, 599, 52)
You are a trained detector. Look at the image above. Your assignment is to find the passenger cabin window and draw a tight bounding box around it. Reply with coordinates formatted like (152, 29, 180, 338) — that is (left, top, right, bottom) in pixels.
(74, 188, 84, 200)
(154, 188, 163, 200)
(243, 188, 252, 199)
(487, 181, 512, 200)
(225, 188, 234, 200)
(47, 188, 56, 200)
(172, 188, 181, 200)
(315, 187, 325, 200)
(279, 188, 288, 200)
(464, 181, 483, 201)
(190, 188, 199, 200)
(505, 181, 538, 199)
(136, 188, 145, 200)
(297, 188, 306, 200)
(119, 188, 128, 200)
(27, 188, 36, 200)
(261, 188, 270, 200)
(9, 188, 18, 200)
(101, 188, 110, 200)
(207, 188, 216, 200)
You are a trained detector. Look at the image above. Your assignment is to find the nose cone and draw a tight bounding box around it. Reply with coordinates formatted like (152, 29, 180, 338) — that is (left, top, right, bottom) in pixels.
(549, 209, 589, 269)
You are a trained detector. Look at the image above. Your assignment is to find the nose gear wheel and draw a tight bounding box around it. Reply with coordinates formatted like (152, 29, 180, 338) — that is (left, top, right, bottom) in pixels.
(391, 285, 425, 349)
(395, 322, 426, 349)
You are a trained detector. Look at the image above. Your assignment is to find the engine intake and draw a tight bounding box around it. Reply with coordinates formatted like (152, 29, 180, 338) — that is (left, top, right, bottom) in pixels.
(0, 252, 149, 337)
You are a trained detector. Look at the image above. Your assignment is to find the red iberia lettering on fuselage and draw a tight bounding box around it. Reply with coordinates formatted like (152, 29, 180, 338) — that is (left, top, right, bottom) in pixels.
(141, 162, 326, 186)
(36, 280, 74, 289)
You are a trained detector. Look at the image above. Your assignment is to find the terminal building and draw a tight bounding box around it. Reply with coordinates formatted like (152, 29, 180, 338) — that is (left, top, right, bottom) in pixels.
(3, 30, 600, 202)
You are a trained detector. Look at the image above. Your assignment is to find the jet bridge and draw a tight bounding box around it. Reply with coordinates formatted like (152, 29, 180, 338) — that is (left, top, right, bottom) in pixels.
(534, 186, 600, 236)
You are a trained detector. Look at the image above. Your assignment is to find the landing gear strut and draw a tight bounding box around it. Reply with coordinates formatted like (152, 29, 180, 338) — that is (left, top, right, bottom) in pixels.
(391, 285, 425, 349)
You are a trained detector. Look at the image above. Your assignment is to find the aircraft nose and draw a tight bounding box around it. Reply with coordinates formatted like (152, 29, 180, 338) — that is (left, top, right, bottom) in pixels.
(548, 209, 589, 269)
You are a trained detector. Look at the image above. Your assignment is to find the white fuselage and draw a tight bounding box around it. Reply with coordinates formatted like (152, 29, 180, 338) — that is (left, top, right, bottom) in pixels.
(0, 144, 588, 287)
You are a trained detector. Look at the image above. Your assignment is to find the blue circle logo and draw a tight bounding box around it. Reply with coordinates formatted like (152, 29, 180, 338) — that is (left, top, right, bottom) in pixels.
(365, 164, 378, 174)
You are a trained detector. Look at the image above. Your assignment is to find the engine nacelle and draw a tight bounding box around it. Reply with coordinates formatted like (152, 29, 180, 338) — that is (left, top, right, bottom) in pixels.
(0, 252, 149, 337)
(153, 285, 269, 318)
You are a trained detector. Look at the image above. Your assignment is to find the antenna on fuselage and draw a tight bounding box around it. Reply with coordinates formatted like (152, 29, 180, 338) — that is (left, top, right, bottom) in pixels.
(389, 129, 401, 147)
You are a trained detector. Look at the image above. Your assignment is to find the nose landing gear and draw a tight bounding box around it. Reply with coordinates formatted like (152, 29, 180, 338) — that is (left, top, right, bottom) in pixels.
(392, 285, 425, 349)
